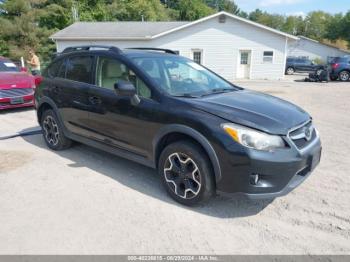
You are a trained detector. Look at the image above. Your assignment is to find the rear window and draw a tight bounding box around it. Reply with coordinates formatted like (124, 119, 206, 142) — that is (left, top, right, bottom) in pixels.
(65, 56, 94, 84)
(333, 57, 349, 63)
(0, 61, 19, 72)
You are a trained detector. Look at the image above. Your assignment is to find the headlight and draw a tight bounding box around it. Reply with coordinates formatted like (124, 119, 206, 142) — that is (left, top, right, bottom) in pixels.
(222, 123, 286, 151)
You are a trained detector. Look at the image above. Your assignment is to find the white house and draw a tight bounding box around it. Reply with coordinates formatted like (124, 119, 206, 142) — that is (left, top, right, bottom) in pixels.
(51, 11, 299, 81)
(288, 36, 350, 63)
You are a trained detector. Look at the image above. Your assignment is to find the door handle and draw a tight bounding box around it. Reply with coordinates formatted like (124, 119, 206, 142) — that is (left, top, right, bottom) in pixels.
(89, 96, 101, 105)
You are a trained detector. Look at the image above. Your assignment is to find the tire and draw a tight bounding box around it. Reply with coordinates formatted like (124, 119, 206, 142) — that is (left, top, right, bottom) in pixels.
(41, 109, 72, 151)
(158, 141, 215, 206)
(316, 69, 323, 75)
(339, 71, 350, 82)
(286, 67, 295, 75)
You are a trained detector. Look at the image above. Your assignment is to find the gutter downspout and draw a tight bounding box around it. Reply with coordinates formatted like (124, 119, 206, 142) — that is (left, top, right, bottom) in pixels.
(283, 37, 288, 80)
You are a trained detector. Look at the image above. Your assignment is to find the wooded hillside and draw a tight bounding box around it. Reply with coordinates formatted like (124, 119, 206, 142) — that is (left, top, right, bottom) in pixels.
(0, 0, 349, 62)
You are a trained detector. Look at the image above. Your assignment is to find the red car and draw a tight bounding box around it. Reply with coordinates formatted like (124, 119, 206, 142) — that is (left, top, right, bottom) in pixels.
(0, 57, 40, 110)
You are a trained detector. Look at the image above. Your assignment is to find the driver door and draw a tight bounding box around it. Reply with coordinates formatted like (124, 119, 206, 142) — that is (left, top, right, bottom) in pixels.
(85, 56, 158, 158)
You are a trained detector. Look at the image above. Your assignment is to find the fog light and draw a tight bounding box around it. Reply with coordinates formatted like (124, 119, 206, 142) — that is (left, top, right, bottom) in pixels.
(250, 174, 259, 185)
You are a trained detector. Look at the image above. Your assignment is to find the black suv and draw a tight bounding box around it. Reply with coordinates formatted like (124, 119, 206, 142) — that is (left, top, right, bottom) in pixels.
(285, 57, 325, 75)
(35, 46, 322, 205)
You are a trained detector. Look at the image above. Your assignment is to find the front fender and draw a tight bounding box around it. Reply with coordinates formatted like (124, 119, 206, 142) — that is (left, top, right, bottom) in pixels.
(153, 124, 222, 183)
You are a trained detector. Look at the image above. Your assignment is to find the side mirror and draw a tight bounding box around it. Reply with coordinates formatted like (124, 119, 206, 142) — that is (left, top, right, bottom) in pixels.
(114, 80, 140, 106)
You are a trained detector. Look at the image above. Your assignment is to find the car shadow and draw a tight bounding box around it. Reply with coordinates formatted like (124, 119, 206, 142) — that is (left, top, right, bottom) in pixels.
(20, 127, 273, 218)
(0, 107, 34, 114)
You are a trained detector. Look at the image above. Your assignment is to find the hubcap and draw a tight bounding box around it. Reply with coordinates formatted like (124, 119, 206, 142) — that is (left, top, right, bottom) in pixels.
(164, 153, 201, 199)
(340, 72, 349, 81)
(287, 68, 294, 74)
(43, 115, 59, 146)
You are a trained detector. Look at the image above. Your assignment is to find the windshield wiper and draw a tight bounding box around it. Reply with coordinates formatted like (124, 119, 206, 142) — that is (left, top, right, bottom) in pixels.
(200, 88, 234, 97)
(173, 93, 199, 98)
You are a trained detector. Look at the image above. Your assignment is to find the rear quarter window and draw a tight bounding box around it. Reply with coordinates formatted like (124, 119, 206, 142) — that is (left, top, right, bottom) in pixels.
(65, 56, 94, 84)
(47, 60, 63, 78)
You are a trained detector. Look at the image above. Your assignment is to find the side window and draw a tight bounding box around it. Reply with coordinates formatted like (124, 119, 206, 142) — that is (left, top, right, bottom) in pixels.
(48, 60, 62, 78)
(96, 57, 151, 99)
(66, 56, 93, 84)
(57, 60, 67, 78)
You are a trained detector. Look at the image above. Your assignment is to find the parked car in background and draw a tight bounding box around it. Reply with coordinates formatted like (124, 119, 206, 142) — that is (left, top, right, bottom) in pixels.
(0, 57, 40, 110)
(329, 56, 350, 81)
(35, 46, 321, 205)
(285, 57, 325, 75)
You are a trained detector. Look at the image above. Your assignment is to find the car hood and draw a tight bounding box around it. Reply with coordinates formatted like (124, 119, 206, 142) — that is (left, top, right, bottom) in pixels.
(0, 72, 34, 89)
(188, 90, 310, 135)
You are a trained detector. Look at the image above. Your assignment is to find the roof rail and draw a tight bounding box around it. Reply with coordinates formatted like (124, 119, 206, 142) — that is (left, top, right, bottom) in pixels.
(61, 45, 122, 54)
(127, 47, 178, 55)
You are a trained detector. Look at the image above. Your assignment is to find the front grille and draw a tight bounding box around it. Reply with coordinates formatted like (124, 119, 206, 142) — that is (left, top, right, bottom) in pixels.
(0, 88, 34, 98)
(288, 121, 317, 150)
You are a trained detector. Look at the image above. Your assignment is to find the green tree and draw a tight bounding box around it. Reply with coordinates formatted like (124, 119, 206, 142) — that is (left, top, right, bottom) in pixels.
(107, 0, 172, 21)
(282, 15, 305, 35)
(204, 0, 239, 14)
(177, 0, 214, 21)
(303, 11, 332, 40)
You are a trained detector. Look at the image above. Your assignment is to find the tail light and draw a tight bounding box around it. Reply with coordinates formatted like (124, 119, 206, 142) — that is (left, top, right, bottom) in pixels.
(332, 63, 340, 69)
(33, 76, 43, 88)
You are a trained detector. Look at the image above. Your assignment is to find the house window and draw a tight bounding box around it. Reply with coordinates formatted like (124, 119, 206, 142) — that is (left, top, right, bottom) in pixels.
(192, 50, 202, 64)
(240, 52, 249, 65)
(263, 51, 273, 63)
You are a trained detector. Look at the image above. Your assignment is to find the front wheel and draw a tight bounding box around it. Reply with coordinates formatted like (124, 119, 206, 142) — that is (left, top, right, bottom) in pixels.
(339, 71, 350, 81)
(41, 109, 72, 151)
(158, 141, 215, 205)
(286, 67, 295, 75)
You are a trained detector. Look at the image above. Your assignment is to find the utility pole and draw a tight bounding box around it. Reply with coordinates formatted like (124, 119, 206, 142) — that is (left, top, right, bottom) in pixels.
(72, 1, 79, 22)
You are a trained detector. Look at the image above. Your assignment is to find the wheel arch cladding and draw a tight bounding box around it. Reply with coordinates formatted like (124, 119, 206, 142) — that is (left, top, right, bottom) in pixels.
(37, 102, 53, 123)
(153, 124, 222, 182)
(37, 97, 64, 128)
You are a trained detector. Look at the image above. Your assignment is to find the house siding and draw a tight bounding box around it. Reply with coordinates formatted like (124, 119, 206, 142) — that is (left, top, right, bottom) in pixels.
(55, 16, 290, 81)
(288, 38, 350, 62)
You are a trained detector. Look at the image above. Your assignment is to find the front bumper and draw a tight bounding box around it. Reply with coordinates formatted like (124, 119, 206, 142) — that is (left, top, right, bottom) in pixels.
(215, 131, 322, 199)
(0, 95, 34, 110)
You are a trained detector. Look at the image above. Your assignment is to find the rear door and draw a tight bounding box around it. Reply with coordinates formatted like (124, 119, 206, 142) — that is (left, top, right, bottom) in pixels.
(52, 55, 95, 137)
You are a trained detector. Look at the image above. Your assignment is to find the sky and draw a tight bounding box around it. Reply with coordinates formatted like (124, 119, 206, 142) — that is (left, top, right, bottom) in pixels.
(234, 0, 348, 16)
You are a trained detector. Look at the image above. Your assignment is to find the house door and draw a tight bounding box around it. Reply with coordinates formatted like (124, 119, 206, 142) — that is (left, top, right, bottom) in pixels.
(237, 50, 251, 79)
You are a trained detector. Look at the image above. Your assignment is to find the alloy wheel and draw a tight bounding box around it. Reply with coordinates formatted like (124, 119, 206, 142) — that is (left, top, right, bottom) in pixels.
(286, 68, 294, 75)
(43, 115, 60, 146)
(164, 152, 201, 199)
(339, 71, 350, 81)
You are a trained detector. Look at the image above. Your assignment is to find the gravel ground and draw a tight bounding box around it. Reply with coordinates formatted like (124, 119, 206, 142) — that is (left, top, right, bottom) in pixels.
(0, 76, 349, 254)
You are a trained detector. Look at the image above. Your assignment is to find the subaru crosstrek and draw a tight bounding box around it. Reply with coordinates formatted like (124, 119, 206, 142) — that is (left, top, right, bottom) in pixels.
(35, 46, 322, 205)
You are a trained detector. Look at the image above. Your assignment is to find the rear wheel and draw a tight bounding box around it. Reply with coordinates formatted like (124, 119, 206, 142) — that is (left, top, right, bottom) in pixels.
(41, 109, 72, 150)
(286, 67, 295, 75)
(339, 71, 350, 81)
(158, 141, 215, 205)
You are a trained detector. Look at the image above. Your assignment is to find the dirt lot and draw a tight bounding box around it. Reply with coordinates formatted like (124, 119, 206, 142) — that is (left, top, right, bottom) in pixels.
(0, 76, 350, 254)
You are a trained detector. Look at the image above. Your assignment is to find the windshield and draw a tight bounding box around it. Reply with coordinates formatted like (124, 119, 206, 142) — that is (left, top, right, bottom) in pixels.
(0, 61, 19, 72)
(132, 56, 237, 97)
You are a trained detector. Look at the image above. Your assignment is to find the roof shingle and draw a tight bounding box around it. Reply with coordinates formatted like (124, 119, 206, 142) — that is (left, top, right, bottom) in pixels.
(51, 21, 189, 40)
